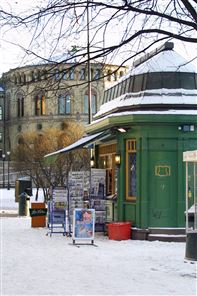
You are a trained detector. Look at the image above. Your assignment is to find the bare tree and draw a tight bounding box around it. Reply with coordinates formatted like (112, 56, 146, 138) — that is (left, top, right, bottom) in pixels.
(0, 0, 196, 75)
(12, 121, 90, 200)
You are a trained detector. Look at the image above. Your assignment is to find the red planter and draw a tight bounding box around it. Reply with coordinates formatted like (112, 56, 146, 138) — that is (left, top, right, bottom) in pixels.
(108, 222, 131, 240)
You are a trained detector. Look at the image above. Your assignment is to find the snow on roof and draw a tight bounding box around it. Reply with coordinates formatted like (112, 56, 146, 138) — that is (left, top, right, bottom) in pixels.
(91, 109, 197, 127)
(128, 50, 197, 76)
(95, 88, 197, 118)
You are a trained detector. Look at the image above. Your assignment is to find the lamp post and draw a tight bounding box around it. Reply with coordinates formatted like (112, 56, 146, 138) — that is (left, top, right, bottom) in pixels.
(2, 154, 5, 188)
(7, 151, 10, 190)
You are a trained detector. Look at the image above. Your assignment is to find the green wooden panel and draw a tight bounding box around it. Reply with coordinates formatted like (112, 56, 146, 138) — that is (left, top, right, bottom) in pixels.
(124, 202, 136, 224)
(148, 138, 177, 151)
(148, 151, 177, 227)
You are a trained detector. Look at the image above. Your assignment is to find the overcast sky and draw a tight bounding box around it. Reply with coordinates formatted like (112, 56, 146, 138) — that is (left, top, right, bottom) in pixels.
(0, 0, 196, 75)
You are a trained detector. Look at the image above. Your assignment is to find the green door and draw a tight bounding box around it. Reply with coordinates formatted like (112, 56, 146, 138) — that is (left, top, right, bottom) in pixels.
(149, 151, 177, 227)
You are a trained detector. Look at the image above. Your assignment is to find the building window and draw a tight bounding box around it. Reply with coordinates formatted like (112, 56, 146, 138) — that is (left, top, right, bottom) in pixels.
(94, 69, 101, 80)
(37, 123, 42, 130)
(58, 94, 71, 115)
(62, 70, 67, 80)
(0, 132, 2, 143)
(119, 71, 124, 78)
(126, 139, 137, 201)
(35, 94, 45, 116)
(55, 70, 60, 80)
(84, 94, 97, 114)
(32, 71, 35, 82)
(107, 70, 112, 81)
(99, 143, 117, 195)
(79, 68, 86, 80)
(17, 96, 24, 117)
(69, 69, 74, 80)
(0, 106, 2, 120)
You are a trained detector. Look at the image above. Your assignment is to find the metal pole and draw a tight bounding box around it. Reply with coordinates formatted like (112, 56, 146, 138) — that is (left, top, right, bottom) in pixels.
(87, 0, 92, 124)
(2, 154, 5, 188)
(185, 161, 188, 231)
(7, 151, 10, 190)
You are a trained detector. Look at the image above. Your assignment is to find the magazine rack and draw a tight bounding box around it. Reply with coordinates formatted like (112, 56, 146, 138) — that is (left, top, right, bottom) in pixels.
(47, 186, 69, 236)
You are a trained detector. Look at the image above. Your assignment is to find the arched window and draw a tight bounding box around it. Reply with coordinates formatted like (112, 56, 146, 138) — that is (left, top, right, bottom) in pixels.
(69, 69, 75, 80)
(18, 136, 25, 145)
(58, 94, 71, 115)
(17, 94, 24, 118)
(94, 69, 100, 80)
(84, 93, 97, 114)
(55, 69, 60, 80)
(79, 68, 86, 80)
(35, 94, 45, 116)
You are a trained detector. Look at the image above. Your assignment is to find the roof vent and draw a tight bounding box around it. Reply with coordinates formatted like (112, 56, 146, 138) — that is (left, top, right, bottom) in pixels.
(133, 42, 174, 68)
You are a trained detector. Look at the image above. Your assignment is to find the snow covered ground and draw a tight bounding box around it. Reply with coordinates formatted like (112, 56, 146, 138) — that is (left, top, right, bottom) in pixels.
(0, 189, 197, 296)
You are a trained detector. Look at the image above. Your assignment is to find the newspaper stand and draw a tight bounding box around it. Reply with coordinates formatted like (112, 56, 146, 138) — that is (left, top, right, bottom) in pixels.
(48, 186, 70, 236)
(183, 150, 197, 261)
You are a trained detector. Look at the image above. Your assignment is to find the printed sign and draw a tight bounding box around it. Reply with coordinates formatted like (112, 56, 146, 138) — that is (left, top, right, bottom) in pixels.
(52, 186, 68, 209)
(29, 208, 47, 217)
(155, 165, 171, 176)
(72, 209, 95, 241)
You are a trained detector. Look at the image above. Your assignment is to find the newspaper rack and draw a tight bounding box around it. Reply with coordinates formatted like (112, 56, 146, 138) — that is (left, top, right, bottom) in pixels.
(47, 186, 71, 236)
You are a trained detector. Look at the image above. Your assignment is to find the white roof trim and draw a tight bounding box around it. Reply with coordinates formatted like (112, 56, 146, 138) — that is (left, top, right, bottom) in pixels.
(44, 132, 104, 158)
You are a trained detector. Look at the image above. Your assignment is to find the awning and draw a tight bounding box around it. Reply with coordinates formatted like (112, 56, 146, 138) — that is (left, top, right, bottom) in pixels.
(44, 131, 108, 159)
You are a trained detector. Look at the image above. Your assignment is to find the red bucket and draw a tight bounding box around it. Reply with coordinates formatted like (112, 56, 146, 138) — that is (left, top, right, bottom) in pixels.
(108, 222, 131, 240)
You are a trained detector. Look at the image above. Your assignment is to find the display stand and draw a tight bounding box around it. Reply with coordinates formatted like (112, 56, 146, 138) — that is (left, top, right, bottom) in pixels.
(47, 186, 70, 236)
(183, 150, 197, 261)
(90, 169, 106, 232)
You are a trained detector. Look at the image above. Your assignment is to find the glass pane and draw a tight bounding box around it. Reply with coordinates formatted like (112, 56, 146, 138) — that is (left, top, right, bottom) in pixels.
(58, 95, 65, 114)
(79, 69, 85, 80)
(92, 95, 96, 114)
(84, 95, 88, 114)
(69, 69, 74, 80)
(65, 95, 71, 114)
(128, 152, 137, 197)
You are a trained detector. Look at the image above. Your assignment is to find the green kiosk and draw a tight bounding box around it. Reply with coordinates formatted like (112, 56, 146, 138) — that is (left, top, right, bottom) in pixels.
(183, 150, 197, 261)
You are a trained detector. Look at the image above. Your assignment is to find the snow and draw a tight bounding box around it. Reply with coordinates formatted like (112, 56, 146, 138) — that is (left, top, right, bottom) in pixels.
(94, 88, 197, 118)
(91, 109, 197, 128)
(45, 132, 104, 158)
(128, 50, 197, 76)
(0, 189, 197, 295)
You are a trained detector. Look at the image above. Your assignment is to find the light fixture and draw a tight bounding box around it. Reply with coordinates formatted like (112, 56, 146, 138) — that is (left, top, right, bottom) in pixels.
(178, 125, 195, 132)
(115, 153, 121, 165)
(90, 156, 95, 168)
(117, 127, 127, 133)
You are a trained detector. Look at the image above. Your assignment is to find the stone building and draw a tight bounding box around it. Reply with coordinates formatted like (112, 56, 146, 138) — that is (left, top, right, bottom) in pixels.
(0, 62, 127, 157)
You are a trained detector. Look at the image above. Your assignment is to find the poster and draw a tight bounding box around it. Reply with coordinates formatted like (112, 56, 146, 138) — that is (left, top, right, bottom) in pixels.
(52, 186, 68, 209)
(73, 209, 95, 241)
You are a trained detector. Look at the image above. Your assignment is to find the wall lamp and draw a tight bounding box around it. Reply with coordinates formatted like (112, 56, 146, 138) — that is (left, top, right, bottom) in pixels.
(115, 153, 121, 166)
(117, 127, 127, 133)
(90, 156, 95, 168)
